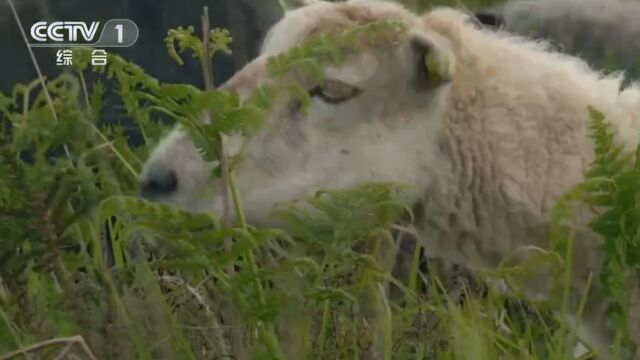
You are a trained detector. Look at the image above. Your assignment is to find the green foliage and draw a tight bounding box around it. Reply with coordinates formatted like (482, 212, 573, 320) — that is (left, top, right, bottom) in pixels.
(584, 107, 640, 354)
(1, 1, 639, 359)
(166, 26, 232, 66)
(545, 106, 640, 357)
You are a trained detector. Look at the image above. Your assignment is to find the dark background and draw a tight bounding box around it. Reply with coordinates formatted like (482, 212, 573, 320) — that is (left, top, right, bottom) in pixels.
(0, 0, 282, 93)
(0, 0, 283, 148)
(3, 0, 639, 96)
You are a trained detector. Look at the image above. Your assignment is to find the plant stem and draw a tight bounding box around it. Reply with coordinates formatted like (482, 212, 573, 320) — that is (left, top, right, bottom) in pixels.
(100, 269, 150, 360)
(0, 305, 27, 360)
(0, 335, 98, 360)
(199, 7, 232, 229)
(228, 168, 286, 358)
(201, 7, 245, 360)
(317, 299, 331, 358)
(7, 0, 71, 158)
(378, 283, 393, 360)
(559, 225, 575, 357)
(229, 170, 266, 305)
(200, 7, 282, 355)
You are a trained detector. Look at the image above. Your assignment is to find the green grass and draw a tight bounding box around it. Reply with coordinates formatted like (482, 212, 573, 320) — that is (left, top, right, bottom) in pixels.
(0, 1, 639, 359)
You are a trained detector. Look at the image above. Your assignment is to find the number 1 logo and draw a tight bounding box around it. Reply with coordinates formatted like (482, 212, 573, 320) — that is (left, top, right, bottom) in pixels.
(115, 24, 123, 43)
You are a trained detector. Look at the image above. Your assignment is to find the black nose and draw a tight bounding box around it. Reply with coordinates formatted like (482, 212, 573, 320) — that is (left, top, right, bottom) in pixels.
(140, 167, 178, 198)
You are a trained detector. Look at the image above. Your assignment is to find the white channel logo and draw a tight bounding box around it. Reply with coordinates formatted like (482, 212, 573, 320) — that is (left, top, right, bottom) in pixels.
(30, 21, 100, 42)
(28, 19, 138, 48)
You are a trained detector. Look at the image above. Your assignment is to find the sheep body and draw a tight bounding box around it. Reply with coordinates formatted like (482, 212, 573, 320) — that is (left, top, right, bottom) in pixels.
(419, 8, 640, 353)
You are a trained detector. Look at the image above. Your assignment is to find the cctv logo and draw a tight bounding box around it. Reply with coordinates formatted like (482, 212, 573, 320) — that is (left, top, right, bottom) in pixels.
(30, 21, 100, 43)
(28, 19, 139, 48)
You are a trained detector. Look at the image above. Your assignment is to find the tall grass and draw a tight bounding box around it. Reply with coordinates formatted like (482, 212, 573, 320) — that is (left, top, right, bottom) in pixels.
(0, 1, 638, 359)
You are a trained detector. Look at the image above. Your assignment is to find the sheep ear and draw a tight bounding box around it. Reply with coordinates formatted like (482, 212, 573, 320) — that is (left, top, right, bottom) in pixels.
(410, 32, 455, 91)
(280, 0, 322, 11)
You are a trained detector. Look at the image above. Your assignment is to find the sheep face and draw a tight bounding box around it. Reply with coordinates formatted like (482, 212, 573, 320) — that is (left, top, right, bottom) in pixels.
(139, 0, 456, 225)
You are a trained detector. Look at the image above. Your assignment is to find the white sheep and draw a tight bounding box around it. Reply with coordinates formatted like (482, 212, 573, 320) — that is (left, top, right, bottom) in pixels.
(140, 0, 640, 356)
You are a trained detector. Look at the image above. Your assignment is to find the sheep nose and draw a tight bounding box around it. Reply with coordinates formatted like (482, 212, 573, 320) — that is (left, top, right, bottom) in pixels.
(140, 167, 178, 198)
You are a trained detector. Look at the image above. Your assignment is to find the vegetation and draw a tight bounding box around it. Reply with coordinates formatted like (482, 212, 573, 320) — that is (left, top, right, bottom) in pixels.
(0, 1, 638, 359)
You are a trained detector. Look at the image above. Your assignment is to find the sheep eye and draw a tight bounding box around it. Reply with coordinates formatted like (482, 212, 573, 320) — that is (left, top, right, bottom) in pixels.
(309, 80, 362, 104)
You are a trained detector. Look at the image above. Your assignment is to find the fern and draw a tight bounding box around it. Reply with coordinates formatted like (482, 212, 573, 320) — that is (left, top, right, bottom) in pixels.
(549, 106, 640, 356)
(583, 106, 640, 354)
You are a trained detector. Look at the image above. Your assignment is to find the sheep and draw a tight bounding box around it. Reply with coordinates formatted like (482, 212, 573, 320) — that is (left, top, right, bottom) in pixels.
(140, 0, 640, 356)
